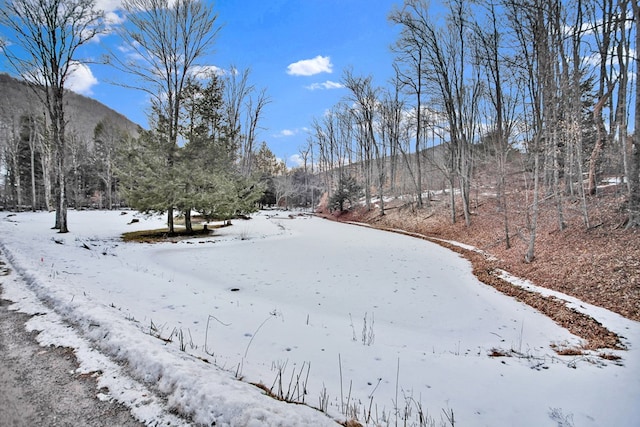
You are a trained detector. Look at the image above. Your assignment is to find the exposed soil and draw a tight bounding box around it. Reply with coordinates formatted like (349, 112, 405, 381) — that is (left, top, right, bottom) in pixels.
(322, 183, 639, 352)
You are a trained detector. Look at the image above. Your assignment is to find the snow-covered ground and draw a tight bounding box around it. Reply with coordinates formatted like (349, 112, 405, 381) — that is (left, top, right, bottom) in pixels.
(0, 210, 638, 426)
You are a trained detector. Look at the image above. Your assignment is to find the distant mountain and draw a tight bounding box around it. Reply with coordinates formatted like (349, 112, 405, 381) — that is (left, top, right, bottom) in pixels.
(0, 73, 141, 140)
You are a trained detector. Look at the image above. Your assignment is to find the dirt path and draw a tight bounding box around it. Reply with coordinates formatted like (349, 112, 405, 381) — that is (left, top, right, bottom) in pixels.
(0, 288, 144, 427)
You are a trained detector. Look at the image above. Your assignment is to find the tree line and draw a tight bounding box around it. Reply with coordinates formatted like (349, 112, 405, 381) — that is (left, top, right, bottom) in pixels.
(1, 0, 637, 262)
(0, 0, 302, 233)
(305, 0, 639, 262)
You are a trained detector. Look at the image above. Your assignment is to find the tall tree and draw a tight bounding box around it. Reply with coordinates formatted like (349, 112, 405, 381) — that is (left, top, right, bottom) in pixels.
(93, 118, 126, 209)
(389, 0, 429, 208)
(3, 115, 22, 210)
(378, 81, 405, 195)
(118, 127, 176, 217)
(179, 73, 263, 227)
(405, 0, 478, 225)
(343, 70, 384, 214)
(628, 0, 640, 227)
(21, 113, 46, 211)
(0, 0, 105, 231)
(220, 67, 270, 177)
(240, 87, 270, 177)
(586, 0, 615, 196)
(474, 2, 519, 247)
(110, 0, 220, 233)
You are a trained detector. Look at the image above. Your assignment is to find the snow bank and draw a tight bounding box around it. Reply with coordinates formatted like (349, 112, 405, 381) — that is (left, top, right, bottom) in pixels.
(0, 210, 638, 426)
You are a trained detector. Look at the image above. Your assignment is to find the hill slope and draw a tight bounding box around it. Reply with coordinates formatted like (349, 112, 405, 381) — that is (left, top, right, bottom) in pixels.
(0, 73, 140, 140)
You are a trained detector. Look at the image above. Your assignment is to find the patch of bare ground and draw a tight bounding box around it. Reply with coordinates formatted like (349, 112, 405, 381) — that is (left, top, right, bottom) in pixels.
(324, 185, 638, 352)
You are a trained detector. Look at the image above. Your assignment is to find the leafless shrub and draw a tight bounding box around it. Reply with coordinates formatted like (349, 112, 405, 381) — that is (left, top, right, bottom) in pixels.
(549, 407, 574, 427)
(268, 360, 311, 404)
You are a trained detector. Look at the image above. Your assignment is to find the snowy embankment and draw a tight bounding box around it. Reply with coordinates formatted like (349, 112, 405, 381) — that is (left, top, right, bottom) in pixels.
(0, 210, 638, 426)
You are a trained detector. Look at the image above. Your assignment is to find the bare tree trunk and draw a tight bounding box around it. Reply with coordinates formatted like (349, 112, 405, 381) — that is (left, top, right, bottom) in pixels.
(41, 138, 53, 212)
(8, 119, 22, 211)
(241, 88, 270, 177)
(615, 0, 631, 198)
(459, 142, 472, 227)
(449, 173, 456, 224)
(53, 91, 69, 233)
(415, 89, 423, 208)
(30, 143, 36, 210)
(627, 0, 640, 227)
(572, 0, 590, 227)
(589, 94, 610, 195)
(28, 115, 39, 211)
(587, 0, 615, 195)
(526, 148, 540, 262)
(575, 125, 590, 227)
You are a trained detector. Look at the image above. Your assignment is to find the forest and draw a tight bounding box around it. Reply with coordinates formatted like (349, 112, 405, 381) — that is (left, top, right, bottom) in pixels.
(302, 0, 639, 322)
(0, 0, 638, 253)
(307, 0, 638, 258)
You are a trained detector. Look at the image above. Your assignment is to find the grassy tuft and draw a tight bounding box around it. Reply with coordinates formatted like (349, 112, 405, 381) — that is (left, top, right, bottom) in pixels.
(121, 224, 220, 243)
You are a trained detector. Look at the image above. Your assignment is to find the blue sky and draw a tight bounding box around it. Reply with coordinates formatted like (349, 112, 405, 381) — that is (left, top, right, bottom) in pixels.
(2, 0, 405, 167)
(209, 0, 402, 164)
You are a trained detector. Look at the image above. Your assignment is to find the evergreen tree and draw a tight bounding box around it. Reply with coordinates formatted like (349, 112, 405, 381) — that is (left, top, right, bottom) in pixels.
(117, 128, 177, 216)
(118, 73, 264, 231)
(329, 175, 362, 212)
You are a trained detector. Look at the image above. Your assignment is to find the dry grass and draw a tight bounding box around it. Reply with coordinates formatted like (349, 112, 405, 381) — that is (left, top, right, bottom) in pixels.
(121, 223, 230, 243)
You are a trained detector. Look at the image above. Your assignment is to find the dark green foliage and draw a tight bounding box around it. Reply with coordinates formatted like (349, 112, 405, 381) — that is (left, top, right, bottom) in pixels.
(117, 74, 264, 226)
(117, 129, 175, 214)
(329, 175, 362, 212)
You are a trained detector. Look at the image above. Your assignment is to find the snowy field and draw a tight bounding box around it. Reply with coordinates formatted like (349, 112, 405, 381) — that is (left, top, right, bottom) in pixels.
(0, 209, 638, 426)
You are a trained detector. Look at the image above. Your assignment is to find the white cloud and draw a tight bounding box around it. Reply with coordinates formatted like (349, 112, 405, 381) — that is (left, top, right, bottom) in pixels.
(104, 10, 125, 27)
(288, 154, 304, 167)
(190, 65, 226, 79)
(66, 62, 99, 95)
(286, 55, 332, 76)
(94, 0, 122, 12)
(86, 1, 124, 42)
(305, 80, 344, 91)
(273, 129, 297, 138)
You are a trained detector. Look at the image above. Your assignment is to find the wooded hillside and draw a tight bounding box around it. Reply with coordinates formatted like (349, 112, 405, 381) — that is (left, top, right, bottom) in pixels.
(300, 0, 639, 328)
(0, 73, 140, 142)
(0, 73, 141, 210)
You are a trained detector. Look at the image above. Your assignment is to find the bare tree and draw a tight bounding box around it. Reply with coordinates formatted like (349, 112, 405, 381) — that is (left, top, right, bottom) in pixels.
(67, 131, 89, 208)
(3, 115, 23, 210)
(39, 112, 54, 211)
(389, 0, 429, 208)
(224, 67, 252, 151)
(406, 0, 478, 226)
(586, 0, 616, 196)
(0, 0, 105, 231)
(378, 80, 405, 196)
(504, 0, 545, 262)
(0, 121, 5, 208)
(110, 0, 219, 233)
(310, 103, 356, 205)
(23, 113, 46, 210)
(241, 87, 270, 176)
(566, 0, 591, 228)
(93, 118, 124, 209)
(343, 69, 385, 214)
(474, 3, 520, 248)
(628, 0, 640, 227)
(219, 67, 271, 177)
